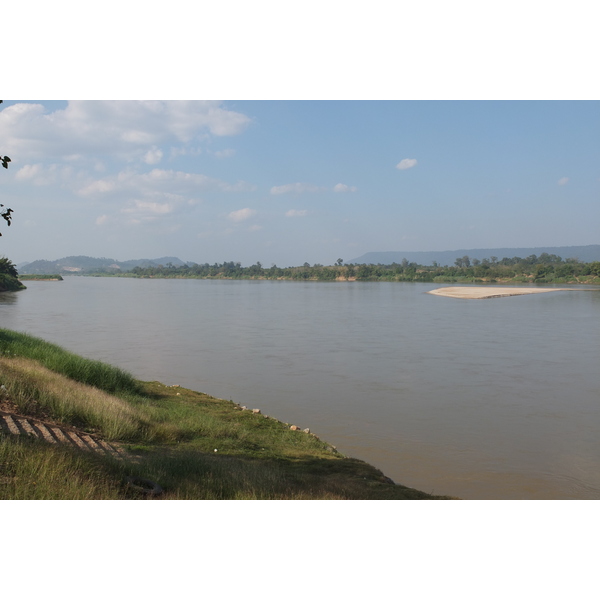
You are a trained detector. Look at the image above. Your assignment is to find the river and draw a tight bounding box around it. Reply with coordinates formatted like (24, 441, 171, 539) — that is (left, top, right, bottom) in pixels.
(1, 277, 599, 499)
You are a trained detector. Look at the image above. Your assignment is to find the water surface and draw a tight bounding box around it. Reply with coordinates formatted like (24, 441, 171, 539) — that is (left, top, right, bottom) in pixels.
(1, 277, 599, 499)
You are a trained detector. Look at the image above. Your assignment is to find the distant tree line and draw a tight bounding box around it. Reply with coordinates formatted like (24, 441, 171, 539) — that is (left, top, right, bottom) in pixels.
(112, 253, 600, 284)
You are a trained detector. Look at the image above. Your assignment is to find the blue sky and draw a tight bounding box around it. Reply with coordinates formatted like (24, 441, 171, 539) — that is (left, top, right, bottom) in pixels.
(1, 100, 598, 266)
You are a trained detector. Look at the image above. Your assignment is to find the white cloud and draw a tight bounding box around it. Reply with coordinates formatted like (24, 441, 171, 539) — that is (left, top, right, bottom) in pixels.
(80, 179, 117, 195)
(396, 158, 418, 170)
(270, 182, 322, 195)
(228, 208, 257, 222)
(95, 215, 109, 226)
(248, 224, 263, 231)
(0, 101, 251, 162)
(71, 165, 253, 229)
(138, 169, 255, 193)
(122, 130, 155, 144)
(122, 199, 174, 216)
(143, 146, 163, 165)
(14, 163, 78, 186)
(78, 168, 254, 197)
(558, 177, 569, 185)
(285, 209, 308, 217)
(333, 183, 357, 193)
(15, 164, 42, 180)
(118, 199, 177, 225)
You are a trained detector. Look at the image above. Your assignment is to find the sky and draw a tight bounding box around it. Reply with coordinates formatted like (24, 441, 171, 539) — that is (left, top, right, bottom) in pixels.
(1, 100, 598, 267)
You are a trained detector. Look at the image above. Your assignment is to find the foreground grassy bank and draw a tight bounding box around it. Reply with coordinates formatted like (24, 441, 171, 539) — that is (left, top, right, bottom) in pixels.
(0, 329, 451, 499)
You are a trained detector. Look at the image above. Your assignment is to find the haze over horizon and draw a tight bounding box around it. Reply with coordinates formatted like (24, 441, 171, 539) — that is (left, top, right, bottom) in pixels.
(1, 100, 598, 267)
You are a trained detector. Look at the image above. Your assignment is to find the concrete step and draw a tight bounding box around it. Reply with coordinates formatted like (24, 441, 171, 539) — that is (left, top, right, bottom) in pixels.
(0, 411, 129, 460)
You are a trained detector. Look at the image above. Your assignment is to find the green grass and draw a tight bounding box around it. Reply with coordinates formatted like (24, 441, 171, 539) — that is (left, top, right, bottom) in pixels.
(17, 274, 63, 280)
(0, 328, 453, 500)
(0, 435, 129, 500)
(0, 356, 152, 440)
(0, 328, 143, 396)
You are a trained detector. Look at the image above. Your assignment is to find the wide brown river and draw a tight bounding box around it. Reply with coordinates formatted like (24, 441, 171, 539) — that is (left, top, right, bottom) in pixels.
(1, 277, 599, 499)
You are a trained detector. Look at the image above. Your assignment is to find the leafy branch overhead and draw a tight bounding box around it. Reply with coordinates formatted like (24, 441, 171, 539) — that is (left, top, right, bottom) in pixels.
(0, 100, 14, 236)
(1, 205, 13, 228)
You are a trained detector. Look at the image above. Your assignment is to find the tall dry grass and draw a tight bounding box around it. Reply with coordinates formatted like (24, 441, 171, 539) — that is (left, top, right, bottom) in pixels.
(0, 328, 142, 395)
(0, 435, 127, 500)
(0, 356, 144, 440)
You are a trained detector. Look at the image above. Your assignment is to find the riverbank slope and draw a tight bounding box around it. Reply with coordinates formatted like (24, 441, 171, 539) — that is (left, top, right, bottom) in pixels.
(0, 328, 452, 499)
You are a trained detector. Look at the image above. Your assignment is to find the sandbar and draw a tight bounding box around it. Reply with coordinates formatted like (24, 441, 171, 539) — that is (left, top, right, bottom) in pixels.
(427, 286, 572, 299)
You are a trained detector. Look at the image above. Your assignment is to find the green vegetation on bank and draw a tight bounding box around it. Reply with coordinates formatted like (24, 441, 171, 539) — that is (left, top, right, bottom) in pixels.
(87, 253, 600, 285)
(0, 258, 25, 292)
(0, 273, 25, 291)
(18, 274, 63, 281)
(0, 329, 450, 499)
(0, 435, 127, 500)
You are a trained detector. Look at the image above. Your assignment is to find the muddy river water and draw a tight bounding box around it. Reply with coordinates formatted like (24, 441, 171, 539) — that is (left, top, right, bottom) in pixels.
(2, 277, 599, 499)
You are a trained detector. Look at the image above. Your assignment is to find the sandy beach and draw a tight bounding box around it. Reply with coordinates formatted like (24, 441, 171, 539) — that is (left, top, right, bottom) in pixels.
(427, 286, 573, 299)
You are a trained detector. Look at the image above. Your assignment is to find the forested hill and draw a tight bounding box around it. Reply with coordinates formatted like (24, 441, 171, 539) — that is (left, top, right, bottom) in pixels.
(19, 255, 187, 275)
(349, 245, 600, 266)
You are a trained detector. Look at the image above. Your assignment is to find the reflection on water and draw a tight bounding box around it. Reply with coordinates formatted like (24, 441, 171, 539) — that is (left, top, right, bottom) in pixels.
(0, 291, 18, 306)
(1, 277, 599, 499)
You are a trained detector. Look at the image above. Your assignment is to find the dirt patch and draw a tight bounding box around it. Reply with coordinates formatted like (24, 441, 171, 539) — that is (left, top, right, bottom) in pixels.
(0, 397, 20, 414)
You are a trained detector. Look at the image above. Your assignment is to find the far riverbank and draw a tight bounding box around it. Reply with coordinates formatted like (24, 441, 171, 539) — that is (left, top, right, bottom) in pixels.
(21, 252, 600, 286)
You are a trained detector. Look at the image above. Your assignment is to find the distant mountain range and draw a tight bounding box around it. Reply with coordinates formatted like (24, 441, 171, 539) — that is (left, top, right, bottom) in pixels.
(18, 256, 188, 275)
(17, 245, 600, 274)
(349, 245, 600, 266)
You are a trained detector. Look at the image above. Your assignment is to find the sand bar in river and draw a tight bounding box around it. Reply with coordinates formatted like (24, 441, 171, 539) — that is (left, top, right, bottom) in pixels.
(427, 286, 573, 299)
